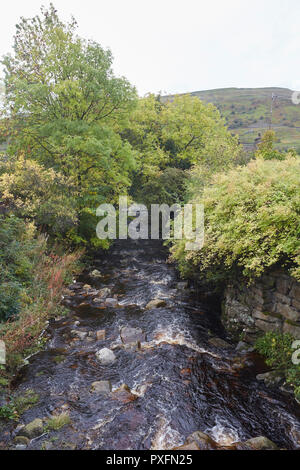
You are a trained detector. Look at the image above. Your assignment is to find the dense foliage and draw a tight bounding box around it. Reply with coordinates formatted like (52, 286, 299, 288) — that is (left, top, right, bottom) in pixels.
(125, 93, 242, 203)
(171, 155, 300, 282)
(1, 4, 137, 247)
(255, 332, 300, 400)
(0, 216, 41, 322)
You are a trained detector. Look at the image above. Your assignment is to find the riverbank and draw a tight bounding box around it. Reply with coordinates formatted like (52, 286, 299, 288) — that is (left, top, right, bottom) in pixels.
(0, 242, 82, 400)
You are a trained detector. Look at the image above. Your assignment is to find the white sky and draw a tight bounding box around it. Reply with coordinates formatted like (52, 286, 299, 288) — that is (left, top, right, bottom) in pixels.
(1, 0, 300, 96)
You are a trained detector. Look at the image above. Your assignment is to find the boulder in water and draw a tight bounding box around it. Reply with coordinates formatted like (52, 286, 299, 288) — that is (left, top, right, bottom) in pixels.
(185, 431, 218, 450)
(98, 287, 112, 298)
(90, 269, 102, 279)
(146, 299, 167, 309)
(243, 436, 278, 450)
(256, 370, 284, 387)
(19, 418, 43, 439)
(96, 329, 106, 340)
(95, 348, 116, 365)
(174, 441, 200, 450)
(120, 326, 146, 345)
(83, 284, 92, 290)
(90, 380, 111, 394)
(71, 330, 88, 340)
(111, 384, 138, 403)
(105, 298, 118, 307)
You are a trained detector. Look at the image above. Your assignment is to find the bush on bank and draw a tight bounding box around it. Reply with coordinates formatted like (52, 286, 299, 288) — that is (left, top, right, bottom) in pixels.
(170, 155, 300, 284)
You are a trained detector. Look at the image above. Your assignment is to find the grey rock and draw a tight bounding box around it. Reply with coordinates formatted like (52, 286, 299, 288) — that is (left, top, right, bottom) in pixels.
(276, 277, 292, 296)
(120, 326, 146, 345)
(276, 303, 300, 322)
(256, 370, 284, 387)
(235, 341, 254, 352)
(255, 319, 282, 333)
(105, 298, 118, 307)
(283, 321, 300, 339)
(95, 348, 116, 365)
(70, 330, 88, 340)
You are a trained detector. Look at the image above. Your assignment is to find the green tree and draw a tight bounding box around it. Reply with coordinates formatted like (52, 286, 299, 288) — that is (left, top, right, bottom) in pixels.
(124, 94, 242, 202)
(255, 130, 284, 161)
(0, 157, 77, 238)
(2, 4, 137, 245)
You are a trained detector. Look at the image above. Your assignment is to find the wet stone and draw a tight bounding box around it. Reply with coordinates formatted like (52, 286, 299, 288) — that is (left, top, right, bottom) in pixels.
(185, 431, 218, 450)
(98, 287, 112, 298)
(96, 330, 106, 341)
(90, 380, 112, 394)
(120, 326, 146, 345)
(71, 330, 88, 340)
(95, 348, 116, 365)
(19, 418, 43, 439)
(145, 299, 167, 309)
(14, 436, 30, 446)
(105, 298, 118, 307)
(90, 269, 102, 278)
(111, 384, 138, 404)
(243, 436, 278, 450)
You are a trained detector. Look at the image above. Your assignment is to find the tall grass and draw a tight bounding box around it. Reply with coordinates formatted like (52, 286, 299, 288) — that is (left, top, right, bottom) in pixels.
(0, 235, 82, 376)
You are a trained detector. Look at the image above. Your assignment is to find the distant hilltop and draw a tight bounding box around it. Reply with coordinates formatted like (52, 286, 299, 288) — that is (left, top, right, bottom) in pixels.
(162, 87, 300, 152)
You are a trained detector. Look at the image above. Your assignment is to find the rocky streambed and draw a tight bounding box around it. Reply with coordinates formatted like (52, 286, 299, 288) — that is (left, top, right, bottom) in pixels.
(0, 239, 299, 450)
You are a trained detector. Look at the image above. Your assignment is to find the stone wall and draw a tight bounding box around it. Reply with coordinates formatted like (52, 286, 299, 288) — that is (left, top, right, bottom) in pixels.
(222, 270, 300, 343)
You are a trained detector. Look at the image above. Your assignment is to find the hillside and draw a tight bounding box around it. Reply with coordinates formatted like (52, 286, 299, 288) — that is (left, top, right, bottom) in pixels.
(164, 87, 300, 152)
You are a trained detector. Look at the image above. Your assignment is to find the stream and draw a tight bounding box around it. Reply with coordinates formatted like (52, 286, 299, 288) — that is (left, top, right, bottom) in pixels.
(2, 239, 300, 450)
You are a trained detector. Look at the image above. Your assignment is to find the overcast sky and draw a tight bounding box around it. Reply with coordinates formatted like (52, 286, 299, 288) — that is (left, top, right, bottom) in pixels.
(1, 0, 300, 96)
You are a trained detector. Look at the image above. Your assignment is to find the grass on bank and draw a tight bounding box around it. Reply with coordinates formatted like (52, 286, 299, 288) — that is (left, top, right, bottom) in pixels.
(0, 216, 82, 388)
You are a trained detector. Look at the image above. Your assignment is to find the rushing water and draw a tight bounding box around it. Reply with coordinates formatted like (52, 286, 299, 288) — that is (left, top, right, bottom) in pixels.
(3, 239, 300, 449)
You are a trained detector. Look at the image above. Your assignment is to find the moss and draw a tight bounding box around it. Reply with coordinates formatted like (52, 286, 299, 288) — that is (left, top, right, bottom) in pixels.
(14, 389, 39, 415)
(52, 355, 65, 364)
(45, 412, 71, 431)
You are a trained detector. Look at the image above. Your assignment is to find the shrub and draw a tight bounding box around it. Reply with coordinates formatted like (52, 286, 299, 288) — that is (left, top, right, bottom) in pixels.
(255, 332, 300, 400)
(0, 157, 77, 238)
(171, 155, 300, 283)
(0, 215, 82, 375)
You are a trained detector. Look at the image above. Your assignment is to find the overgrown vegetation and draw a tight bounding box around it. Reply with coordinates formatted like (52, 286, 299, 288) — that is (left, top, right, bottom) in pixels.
(0, 389, 39, 421)
(255, 332, 300, 401)
(0, 3, 299, 409)
(0, 214, 81, 381)
(170, 154, 300, 283)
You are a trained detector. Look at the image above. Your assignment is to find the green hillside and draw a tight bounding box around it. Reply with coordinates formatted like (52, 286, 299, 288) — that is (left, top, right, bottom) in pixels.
(164, 87, 300, 152)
